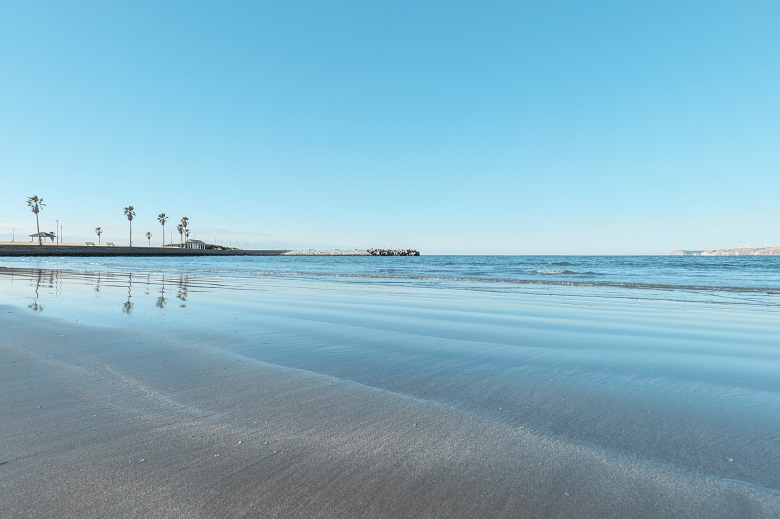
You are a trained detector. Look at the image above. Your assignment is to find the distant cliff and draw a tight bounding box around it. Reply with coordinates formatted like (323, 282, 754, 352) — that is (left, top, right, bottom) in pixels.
(670, 247, 780, 256)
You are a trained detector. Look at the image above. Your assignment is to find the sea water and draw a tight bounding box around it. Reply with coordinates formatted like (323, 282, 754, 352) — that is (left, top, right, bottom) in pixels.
(2, 254, 779, 302)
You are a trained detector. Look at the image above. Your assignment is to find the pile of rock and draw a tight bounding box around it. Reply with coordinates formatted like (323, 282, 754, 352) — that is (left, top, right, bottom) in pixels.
(281, 248, 421, 256)
(282, 249, 371, 256)
(367, 248, 420, 256)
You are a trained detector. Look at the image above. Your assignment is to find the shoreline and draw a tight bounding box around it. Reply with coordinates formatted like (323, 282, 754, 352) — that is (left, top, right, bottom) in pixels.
(0, 243, 289, 256)
(0, 243, 420, 257)
(2, 263, 779, 517)
(3, 305, 779, 518)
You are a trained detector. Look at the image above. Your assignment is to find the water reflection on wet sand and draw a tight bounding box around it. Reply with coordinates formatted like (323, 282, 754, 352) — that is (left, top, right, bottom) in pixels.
(1, 265, 780, 517)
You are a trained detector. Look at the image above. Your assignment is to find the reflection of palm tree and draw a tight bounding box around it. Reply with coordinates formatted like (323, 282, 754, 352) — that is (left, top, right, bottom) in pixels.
(156, 277, 166, 308)
(27, 196, 45, 245)
(156, 274, 166, 308)
(177, 274, 189, 306)
(28, 269, 44, 311)
(94, 272, 101, 292)
(124, 206, 136, 247)
(146, 231, 152, 246)
(95, 227, 103, 244)
(123, 272, 133, 314)
(157, 213, 168, 247)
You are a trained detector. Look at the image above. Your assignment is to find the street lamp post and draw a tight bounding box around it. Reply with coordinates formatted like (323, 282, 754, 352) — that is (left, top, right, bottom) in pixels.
(55, 220, 59, 245)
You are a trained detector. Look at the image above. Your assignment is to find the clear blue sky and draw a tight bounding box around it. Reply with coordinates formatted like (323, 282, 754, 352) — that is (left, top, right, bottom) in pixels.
(1, 1, 778, 253)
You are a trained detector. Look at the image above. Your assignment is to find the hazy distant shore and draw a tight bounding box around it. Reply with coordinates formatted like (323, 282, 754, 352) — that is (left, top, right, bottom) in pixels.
(670, 247, 780, 256)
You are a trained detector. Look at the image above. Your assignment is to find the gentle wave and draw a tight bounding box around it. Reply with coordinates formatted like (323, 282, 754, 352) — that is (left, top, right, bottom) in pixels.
(5, 263, 779, 294)
(216, 270, 779, 294)
(4, 256, 780, 303)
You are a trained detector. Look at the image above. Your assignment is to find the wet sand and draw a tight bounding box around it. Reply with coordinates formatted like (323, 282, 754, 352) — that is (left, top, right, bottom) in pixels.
(1, 313, 779, 517)
(1, 266, 780, 518)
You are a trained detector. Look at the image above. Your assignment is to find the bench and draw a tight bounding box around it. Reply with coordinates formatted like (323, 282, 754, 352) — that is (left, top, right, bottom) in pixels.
(106, 242, 115, 247)
(85, 242, 95, 246)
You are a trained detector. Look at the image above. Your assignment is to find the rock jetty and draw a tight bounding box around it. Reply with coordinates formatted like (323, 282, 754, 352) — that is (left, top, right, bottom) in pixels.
(282, 249, 370, 256)
(282, 248, 421, 256)
(0, 244, 422, 257)
(367, 248, 420, 256)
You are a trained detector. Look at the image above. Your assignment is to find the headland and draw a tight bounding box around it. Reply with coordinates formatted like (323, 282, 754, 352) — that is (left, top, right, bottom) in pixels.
(670, 247, 780, 256)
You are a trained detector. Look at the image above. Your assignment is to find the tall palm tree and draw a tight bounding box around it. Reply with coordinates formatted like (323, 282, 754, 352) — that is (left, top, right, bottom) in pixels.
(95, 227, 103, 244)
(177, 224, 184, 246)
(180, 217, 189, 244)
(124, 206, 136, 247)
(146, 231, 152, 246)
(157, 213, 168, 247)
(27, 196, 45, 245)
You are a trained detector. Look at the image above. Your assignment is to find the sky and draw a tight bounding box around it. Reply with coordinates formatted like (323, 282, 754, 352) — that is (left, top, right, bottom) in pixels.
(1, 1, 778, 254)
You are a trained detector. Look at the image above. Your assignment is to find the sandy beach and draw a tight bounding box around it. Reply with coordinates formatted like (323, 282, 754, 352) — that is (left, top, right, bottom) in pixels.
(3, 1, 777, 514)
(1, 264, 780, 518)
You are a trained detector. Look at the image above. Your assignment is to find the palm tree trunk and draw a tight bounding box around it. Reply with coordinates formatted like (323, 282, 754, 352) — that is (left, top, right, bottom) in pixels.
(129, 220, 133, 247)
(35, 212, 41, 245)
(162, 224, 165, 247)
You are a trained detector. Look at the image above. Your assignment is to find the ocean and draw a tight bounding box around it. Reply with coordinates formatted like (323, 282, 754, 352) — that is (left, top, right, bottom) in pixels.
(1, 255, 779, 517)
(2, 254, 780, 302)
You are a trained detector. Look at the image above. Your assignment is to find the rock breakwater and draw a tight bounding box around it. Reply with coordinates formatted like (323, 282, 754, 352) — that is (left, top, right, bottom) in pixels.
(282, 248, 421, 256)
(282, 249, 370, 256)
(367, 248, 420, 256)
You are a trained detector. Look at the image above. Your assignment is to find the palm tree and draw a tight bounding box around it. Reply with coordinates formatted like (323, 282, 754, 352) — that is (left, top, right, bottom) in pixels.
(27, 196, 45, 245)
(124, 206, 136, 246)
(157, 213, 168, 247)
(95, 227, 103, 244)
(146, 231, 152, 246)
(180, 217, 189, 244)
(177, 224, 184, 246)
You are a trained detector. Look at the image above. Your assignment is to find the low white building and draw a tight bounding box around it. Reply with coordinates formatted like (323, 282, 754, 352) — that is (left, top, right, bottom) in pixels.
(184, 239, 206, 249)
